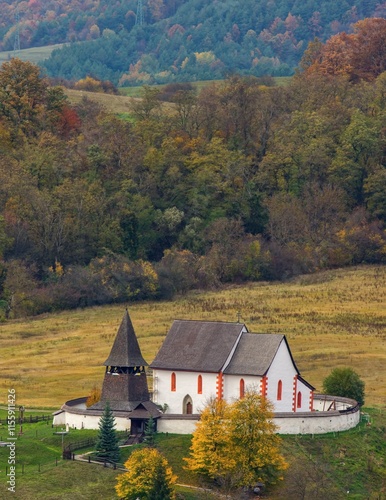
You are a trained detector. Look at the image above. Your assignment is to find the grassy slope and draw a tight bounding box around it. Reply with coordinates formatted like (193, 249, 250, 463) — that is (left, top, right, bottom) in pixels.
(64, 88, 135, 115)
(0, 45, 65, 65)
(0, 410, 384, 499)
(63, 88, 175, 119)
(0, 265, 384, 409)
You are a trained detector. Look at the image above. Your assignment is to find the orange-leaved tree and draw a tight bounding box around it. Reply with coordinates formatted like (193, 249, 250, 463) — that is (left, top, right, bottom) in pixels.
(302, 18, 386, 82)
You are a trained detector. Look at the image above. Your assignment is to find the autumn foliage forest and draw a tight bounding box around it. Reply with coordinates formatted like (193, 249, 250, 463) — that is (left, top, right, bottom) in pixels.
(0, 0, 385, 84)
(0, 18, 385, 319)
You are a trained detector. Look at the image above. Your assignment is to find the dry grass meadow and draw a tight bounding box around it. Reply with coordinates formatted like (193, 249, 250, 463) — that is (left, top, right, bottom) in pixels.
(64, 88, 135, 115)
(0, 44, 65, 65)
(64, 88, 175, 117)
(0, 265, 385, 409)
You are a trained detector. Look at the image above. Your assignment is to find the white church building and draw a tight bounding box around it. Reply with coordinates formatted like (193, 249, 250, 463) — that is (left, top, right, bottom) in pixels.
(151, 319, 360, 434)
(151, 320, 314, 414)
(54, 312, 360, 435)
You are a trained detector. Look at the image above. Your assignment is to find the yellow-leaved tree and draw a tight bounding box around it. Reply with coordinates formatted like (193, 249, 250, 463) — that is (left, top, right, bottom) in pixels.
(116, 448, 176, 500)
(184, 390, 287, 494)
(85, 385, 101, 408)
(184, 399, 237, 488)
(229, 391, 288, 486)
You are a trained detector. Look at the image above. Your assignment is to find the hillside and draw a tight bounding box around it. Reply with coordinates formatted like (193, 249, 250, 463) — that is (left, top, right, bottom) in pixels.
(0, 44, 64, 65)
(1, 58, 386, 320)
(42, 0, 386, 84)
(1, 265, 386, 495)
(0, 0, 384, 84)
(0, 412, 385, 498)
(0, 266, 385, 408)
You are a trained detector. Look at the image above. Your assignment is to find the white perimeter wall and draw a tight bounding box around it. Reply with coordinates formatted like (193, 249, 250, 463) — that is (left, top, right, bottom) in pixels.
(54, 411, 130, 431)
(157, 407, 360, 435)
(275, 410, 360, 434)
(53, 401, 130, 431)
(54, 408, 360, 435)
(54, 394, 360, 435)
(157, 417, 198, 434)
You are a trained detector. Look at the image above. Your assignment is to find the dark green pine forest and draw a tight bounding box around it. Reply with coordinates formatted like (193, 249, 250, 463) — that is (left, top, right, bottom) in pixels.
(0, 0, 384, 84)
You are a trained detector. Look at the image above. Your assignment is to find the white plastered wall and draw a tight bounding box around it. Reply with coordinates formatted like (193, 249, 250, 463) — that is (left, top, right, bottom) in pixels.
(53, 411, 130, 431)
(296, 377, 313, 411)
(266, 339, 298, 412)
(156, 410, 360, 435)
(153, 369, 218, 414)
(223, 374, 261, 402)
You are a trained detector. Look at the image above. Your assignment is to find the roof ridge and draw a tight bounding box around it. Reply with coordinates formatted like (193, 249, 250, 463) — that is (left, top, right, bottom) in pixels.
(173, 319, 244, 325)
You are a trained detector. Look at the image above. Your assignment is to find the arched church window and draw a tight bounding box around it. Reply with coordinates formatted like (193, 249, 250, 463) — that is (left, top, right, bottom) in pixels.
(297, 391, 302, 408)
(198, 375, 202, 394)
(277, 380, 282, 401)
(240, 378, 245, 399)
(171, 372, 176, 392)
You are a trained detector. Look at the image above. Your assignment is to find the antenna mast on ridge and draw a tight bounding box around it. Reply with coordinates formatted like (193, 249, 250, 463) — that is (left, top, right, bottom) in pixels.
(13, 6, 21, 54)
(136, 0, 144, 26)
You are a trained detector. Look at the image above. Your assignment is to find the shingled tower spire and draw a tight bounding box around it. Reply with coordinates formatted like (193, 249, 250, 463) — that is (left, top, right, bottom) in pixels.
(95, 309, 150, 411)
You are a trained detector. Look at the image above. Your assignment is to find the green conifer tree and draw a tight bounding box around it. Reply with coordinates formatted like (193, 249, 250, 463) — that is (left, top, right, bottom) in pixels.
(95, 401, 120, 462)
(144, 416, 156, 446)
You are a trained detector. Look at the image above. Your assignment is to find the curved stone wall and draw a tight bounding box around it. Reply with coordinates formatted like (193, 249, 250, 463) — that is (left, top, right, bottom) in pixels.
(274, 394, 360, 434)
(157, 394, 361, 435)
(55, 393, 361, 435)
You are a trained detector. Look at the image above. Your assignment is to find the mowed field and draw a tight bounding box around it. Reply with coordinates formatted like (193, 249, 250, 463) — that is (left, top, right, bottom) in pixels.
(64, 88, 136, 115)
(0, 44, 65, 65)
(0, 265, 385, 409)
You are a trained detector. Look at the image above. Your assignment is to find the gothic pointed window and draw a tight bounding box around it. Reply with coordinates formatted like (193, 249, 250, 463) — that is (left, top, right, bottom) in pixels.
(198, 375, 202, 394)
(171, 372, 176, 392)
(277, 380, 282, 401)
(297, 391, 302, 408)
(240, 378, 245, 399)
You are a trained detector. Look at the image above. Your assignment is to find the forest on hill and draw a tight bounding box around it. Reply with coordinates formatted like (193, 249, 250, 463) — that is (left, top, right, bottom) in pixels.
(0, 21, 386, 319)
(0, 0, 385, 84)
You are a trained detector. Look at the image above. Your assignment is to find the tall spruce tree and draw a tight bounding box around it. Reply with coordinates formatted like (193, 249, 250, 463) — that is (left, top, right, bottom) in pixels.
(95, 401, 120, 462)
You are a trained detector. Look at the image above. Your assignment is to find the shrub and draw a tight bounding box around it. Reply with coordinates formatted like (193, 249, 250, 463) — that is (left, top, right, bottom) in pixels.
(323, 367, 365, 406)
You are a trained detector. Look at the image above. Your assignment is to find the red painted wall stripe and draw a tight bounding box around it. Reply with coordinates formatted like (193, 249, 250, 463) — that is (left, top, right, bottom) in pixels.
(260, 375, 268, 398)
(216, 372, 223, 400)
(292, 375, 298, 412)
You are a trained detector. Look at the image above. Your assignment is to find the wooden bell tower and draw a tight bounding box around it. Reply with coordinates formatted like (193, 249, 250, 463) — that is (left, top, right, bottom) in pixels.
(92, 309, 150, 411)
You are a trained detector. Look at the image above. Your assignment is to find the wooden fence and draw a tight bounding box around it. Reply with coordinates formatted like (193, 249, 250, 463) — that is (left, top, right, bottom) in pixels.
(62, 437, 97, 459)
(4, 458, 61, 476)
(0, 414, 52, 425)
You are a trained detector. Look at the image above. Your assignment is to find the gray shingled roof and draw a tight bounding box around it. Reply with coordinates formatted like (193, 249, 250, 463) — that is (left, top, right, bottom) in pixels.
(89, 400, 161, 417)
(150, 320, 246, 372)
(103, 309, 148, 368)
(223, 333, 285, 376)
